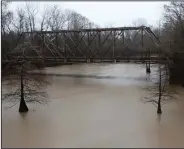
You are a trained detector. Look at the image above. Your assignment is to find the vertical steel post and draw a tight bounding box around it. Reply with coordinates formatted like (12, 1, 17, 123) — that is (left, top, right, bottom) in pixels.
(141, 28, 144, 61)
(141, 28, 144, 51)
(87, 31, 90, 60)
(113, 30, 116, 62)
(146, 48, 148, 67)
(42, 33, 45, 59)
(56, 33, 58, 50)
(122, 30, 125, 59)
(148, 48, 151, 69)
(22, 33, 25, 58)
(63, 32, 67, 62)
(75, 32, 78, 56)
(122, 30, 125, 45)
(142, 28, 147, 72)
(146, 48, 151, 73)
(98, 31, 101, 60)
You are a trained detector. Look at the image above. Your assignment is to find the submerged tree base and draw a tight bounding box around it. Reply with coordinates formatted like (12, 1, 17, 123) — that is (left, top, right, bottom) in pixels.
(157, 108, 162, 114)
(19, 99, 29, 113)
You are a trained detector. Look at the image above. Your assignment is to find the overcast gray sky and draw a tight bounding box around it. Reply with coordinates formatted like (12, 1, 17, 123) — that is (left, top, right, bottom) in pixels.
(9, 1, 169, 28)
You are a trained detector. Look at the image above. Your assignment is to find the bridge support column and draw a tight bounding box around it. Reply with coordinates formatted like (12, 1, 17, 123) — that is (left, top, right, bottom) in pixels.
(146, 48, 151, 74)
(87, 59, 91, 63)
(146, 66, 151, 73)
(64, 59, 67, 63)
(146, 62, 151, 73)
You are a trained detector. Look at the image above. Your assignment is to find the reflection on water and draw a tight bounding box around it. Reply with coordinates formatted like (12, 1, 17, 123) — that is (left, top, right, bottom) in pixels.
(2, 63, 184, 148)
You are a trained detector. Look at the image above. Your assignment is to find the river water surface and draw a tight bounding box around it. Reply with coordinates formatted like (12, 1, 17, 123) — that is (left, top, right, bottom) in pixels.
(2, 63, 184, 148)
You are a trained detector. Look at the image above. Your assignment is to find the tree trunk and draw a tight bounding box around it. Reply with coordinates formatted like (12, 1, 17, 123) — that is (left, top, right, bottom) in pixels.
(157, 101, 162, 114)
(157, 63, 162, 114)
(19, 64, 28, 113)
(19, 97, 28, 113)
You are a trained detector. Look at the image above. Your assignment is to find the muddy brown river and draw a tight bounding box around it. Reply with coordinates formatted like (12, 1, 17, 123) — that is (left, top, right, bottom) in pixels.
(2, 63, 184, 148)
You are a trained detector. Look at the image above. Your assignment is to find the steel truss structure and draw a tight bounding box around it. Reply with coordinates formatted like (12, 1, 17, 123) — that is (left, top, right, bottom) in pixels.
(9, 26, 164, 63)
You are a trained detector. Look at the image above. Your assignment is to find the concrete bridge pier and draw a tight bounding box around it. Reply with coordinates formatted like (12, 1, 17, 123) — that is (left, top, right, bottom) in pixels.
(146, 62, 151, 73)
(146, 66, 151, 73)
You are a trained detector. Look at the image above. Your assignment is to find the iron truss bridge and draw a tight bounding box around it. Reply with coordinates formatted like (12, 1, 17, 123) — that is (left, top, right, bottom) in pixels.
(5, 26, 170, 64)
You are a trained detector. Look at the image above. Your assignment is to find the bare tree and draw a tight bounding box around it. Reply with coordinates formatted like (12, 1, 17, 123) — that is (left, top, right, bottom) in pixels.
(46, 5, 66, 31)
(65, 10, 81, 30)
(132, 18, 148, 27)
(161, 1, 184, 85)
(163, 1, 184, 52)
(2, 42, 49, 113)
(1, 1, 13, 35)
(12, 7, 26, 34)
(39, 7, 49, 31)
(142, 63, 176, 114)
(65, 9, 98, 30)
(25, 3, 39, 32)
(1, 1, 14, 61)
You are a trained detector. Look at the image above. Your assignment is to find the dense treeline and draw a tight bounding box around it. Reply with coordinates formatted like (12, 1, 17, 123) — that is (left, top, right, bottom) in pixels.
(160, 1, 184, 56)
(161, 1, 184, 84)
